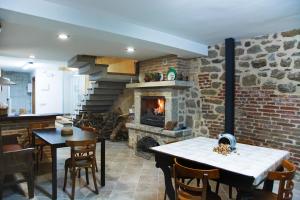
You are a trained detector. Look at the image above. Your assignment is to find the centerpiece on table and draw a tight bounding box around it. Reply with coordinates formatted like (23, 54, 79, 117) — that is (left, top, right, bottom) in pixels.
(213, 133, 237, 156)
(61, 127, 73, 136)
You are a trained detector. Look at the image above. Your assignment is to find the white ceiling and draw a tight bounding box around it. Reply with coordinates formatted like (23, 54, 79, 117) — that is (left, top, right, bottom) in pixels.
(0, 10, 176, 62)
(0, 0, 299, 63)
(45, 0, 300, 43)
(0, 56, 65, 73)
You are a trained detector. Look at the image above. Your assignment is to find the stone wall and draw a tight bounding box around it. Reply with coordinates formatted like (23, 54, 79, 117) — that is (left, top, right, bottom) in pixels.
(195, 28, 300, 173)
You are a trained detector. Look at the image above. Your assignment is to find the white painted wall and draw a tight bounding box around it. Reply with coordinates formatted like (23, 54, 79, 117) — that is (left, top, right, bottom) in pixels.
(35, 69, 63, 114)
(0, 85, 10, 107)
(63, 72, 87, 114)
(0, 69, 11, 113)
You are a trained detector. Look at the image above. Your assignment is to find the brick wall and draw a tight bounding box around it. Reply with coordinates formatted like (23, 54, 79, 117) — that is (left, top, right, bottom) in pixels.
(138, 54, 190, 81)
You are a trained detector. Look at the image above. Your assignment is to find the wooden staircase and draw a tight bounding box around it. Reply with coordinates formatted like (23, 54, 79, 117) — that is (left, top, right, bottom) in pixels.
(68, 55, 137, 118)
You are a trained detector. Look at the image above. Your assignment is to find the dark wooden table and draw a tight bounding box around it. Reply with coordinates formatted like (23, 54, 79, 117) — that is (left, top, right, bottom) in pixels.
(33, 127, 105, 200)
(151, 137, 289, 200)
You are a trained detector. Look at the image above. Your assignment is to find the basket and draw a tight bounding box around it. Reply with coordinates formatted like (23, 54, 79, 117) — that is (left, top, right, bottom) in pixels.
(0, 108, 8, 116)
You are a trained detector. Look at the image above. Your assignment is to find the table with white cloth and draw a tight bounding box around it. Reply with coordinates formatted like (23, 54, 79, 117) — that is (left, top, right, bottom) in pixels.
(151, 137, 289, 200)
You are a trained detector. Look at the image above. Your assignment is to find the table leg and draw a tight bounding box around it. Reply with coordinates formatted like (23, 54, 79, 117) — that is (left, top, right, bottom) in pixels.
(263, 165, 282, 192)
(155, 154, 175, 200)
(32, 135, 37, 175)
(100, 139, 105, 186)
(263, 179, 274, 192)
(51, 146, 57, 200)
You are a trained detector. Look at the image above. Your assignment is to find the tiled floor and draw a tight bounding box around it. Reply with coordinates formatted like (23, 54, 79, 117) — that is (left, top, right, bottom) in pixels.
(2, 141, 300, 200)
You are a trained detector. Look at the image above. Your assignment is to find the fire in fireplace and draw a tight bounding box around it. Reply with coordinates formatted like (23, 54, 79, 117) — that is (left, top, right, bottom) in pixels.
(141, 96, 165, 127)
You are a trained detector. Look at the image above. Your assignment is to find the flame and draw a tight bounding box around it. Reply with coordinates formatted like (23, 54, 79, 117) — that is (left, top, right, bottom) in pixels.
(154, 98, 165, 115)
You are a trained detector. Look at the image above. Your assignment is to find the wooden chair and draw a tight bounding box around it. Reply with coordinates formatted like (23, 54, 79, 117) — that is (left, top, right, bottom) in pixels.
(173, 158, 221, 200)
(80, 126, 99, 172)
(27, 123, 49, 162)
(63, 139, 98, 200)
(0, 126, 34, 200)
(252, 160, 296, 200)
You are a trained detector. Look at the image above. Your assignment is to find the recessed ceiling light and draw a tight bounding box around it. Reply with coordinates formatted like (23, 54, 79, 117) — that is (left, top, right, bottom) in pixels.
(126, 47, 135, 53)
(29, 54, 35, 59)
(58, 33, 70, 40)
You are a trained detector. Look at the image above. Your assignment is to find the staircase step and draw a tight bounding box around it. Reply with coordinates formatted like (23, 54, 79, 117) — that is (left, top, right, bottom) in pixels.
(79, 64, 108, 75)
(90, 88, 122, 95)
(86, 94, 118, 101)
(93, 84, 125, 90)
(68, 55, 95, 68)
(84, 100, 113, 106)
(97, 81, 127, 86)
(80, 105, 111, 111)
(89, 73, 137, 82)
(75, 109, 108, 115)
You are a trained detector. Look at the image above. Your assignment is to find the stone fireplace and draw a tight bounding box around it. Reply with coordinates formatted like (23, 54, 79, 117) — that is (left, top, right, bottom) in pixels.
(126, 81, 194, 150)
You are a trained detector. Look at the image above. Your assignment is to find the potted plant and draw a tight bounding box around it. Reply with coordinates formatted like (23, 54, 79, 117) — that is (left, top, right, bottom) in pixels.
(144, 72, 152, 82)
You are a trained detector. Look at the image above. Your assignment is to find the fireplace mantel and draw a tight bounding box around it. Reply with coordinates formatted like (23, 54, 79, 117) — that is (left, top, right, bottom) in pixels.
(126, 80, 193, 89)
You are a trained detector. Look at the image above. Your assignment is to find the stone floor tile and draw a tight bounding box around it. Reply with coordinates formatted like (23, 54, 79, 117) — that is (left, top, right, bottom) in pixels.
(108, 191, 134, 200)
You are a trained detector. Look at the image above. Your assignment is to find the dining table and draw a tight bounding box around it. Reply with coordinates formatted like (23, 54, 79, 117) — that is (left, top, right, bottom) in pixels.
(32, 127, 105, 200)
(151, 136, 290, 200)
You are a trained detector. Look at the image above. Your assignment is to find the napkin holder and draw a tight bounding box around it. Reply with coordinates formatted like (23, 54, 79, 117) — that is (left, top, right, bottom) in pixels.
(61, 127, 73, 136)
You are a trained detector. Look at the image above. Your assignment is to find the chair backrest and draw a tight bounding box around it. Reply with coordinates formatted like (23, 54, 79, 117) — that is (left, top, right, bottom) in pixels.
(267, 160, 296, 200)
(0, 126, 3, 175)
(0, 126, 3, 156)
(173, 158, 219, 200)
(27, 123, 49, 142)
(66, 139, 97, 165)
(81, 126, 96, 133)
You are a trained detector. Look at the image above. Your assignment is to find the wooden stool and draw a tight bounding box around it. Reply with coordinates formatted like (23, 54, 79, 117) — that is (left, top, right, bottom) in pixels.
(173, 158, 221, 200)
(252, 160, 296, 200)
(63, 139, 98, 200)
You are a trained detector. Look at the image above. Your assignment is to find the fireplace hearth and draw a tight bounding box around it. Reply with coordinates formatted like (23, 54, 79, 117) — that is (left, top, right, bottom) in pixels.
(140, 96, 165, 127)
(136, 136, 159, 159)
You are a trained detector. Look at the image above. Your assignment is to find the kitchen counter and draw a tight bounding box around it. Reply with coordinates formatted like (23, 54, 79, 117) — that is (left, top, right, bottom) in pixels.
(0, 113, 63, 133)
(0, 113, 62, 121)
